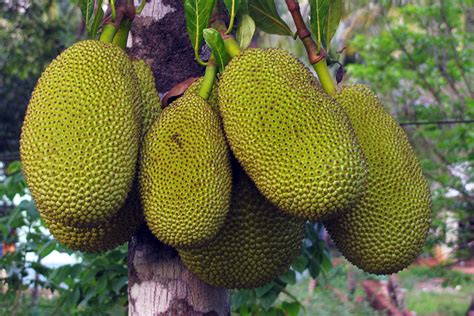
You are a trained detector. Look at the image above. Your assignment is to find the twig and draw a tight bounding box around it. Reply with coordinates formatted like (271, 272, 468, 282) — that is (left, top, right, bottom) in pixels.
(284, 0, 336, 94)
(399, 119, 474, 126)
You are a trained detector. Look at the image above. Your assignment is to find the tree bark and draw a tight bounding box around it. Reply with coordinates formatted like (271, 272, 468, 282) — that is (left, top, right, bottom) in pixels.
(127, 1, 230, 315)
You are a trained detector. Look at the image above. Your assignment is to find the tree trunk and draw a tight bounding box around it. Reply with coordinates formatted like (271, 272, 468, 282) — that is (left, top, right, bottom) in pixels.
(127, 1, 230, 315)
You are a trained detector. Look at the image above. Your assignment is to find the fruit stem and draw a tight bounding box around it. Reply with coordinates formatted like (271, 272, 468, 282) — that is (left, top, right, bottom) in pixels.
(225, 0, 236, 35)
(112, 19, 132, 49)
(99, 23, 118, 43)
(199, 55, 217, 101)
(313, 56, 336, 95)
(285, 0, 337, 95)
(223, 36, 241, 58)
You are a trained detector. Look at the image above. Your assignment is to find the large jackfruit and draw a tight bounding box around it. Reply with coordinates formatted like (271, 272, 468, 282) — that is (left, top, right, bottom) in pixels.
(20, 40, 141, 227)
(179, 167, 305, 289)
(41, 60, 157, 252)
(132, 60, 162, 135)
(139, 92, 232, 248)
(218, 48, 366, 220)
(43, 182, 143, 252)
(324, 84, 431, 274)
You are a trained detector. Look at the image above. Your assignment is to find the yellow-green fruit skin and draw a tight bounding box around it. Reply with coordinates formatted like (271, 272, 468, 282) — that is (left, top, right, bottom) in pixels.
(218, 48, 366, 220)
(132, 60, 162, 135)
(43, 183, 143, 252)
(139, 93, 232, 248)
(20, 40, 141, 227)
(324, 84, 432, 275)
(179, 167, 305, 289)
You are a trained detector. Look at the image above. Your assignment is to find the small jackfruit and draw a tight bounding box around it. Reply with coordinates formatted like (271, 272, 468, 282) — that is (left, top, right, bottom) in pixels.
(20, 40, 142, 227)
(132, 60, 162, 135)
(43, 182, 143, 252)
(179, 167, 305, 289)
(324, 84, 431, 274)
(139, 92, 232, 248)
(218, 48, 366, 220)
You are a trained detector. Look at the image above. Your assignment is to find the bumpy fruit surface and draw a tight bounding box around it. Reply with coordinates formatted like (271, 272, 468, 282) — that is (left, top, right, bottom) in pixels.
(20, 40, 141, 226)
(324, 84, 431, 274)
(139, 92, 231, 248)
(132, 60, 161, 135)
(43, 182, 143, 252)
(179, 167, 305, 289)
(218, 48, 366, 220)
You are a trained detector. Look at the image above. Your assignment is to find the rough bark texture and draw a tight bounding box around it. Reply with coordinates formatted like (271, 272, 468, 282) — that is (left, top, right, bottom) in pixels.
(127, 1, 230, 315)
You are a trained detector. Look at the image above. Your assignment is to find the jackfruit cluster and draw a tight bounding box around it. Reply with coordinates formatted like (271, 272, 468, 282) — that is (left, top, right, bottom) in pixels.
(218, 48, 367, 221)
(323, 85, 432, 274)
(178, 166, 305, 289)
(20, 35, 431, 285)
(139, 92, 232, 248)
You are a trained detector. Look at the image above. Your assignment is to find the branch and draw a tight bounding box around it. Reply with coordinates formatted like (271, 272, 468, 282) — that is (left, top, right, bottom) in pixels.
(284, 0, 336, 95)
(399, 119, 474, 126)
(439, 2, 473, 98)
(379, 6, 445, 111)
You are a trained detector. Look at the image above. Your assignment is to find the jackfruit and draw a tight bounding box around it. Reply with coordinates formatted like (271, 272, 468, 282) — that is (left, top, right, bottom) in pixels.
(218, 48, 366, 220)
(43, 181, 143, 252)
(132, 60, 162, 135)
(139, 92, 232, 248)
(178, 166, 305, 289)
(184, 77, 219, 111)
(20, 40, 142, 227)
(324, 84, 431, 274)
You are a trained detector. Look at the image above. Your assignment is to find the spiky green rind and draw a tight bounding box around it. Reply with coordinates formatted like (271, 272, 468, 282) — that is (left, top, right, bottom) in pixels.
(139, 93, 232, 248)
(179, 168, 305, 289)
(132, 60, 162, 135)
(218, 48, 367, 221)
(324, 84, 432, 275)
(20, 40, 142, 227)
(43, 183, 143, 252)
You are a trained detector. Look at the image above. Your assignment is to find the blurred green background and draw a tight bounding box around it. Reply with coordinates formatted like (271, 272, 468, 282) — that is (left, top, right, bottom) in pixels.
(0, 0, 472, 315)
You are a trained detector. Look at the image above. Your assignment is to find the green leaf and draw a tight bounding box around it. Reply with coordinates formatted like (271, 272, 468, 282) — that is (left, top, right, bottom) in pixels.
(259, 288, 280, 310)
(39, 240, 56, 259)
(292, 254, 309, 273)
(6, 161, 21, 175)
(278, 270, 296, 285)
(324, 0, 343, 52)
(236, 14, 256, 49)
(80, 0, 94, 27)
(309, 0, 329, 49)
(280, 301, 301, 316)
(239, 305, 251, 316)
(248, 0, 293, 36)
(96, 274, 108, 293)
(203, 28, 229, 72)
(255, 283, 274, 297)
(111, 275, 128, 293)
(224, 0, 243, 19)
(90, 1, 104, 39)
(184, 0, 216, 64)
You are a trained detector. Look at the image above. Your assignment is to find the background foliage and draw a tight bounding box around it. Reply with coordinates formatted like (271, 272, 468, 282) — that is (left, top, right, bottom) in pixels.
(0, 0, 472, 315)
